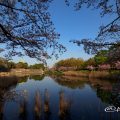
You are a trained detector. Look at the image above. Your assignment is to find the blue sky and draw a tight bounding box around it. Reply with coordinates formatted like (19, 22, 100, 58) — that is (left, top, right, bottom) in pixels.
(46, 0, 114, 67)
(1, 0, 114, 67)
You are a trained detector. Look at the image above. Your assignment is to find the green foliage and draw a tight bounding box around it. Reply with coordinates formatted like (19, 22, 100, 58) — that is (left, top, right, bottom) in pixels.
(53, 48, 118, 70)
(94, 50, 108, 65)
(55, 58, 84, 69)
(81, 58, 96, 69)
(30, 75, 45, 81)
(0, 57, 45, 71)
(0, 58, 11, 71)
(45, 70, 63, 76)
(29, 63, 45, 70)
(7, 62, 16, 69)
(15, 62, 28, 69)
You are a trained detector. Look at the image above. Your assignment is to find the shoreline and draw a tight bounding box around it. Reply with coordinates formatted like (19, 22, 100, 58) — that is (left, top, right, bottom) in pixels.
(0, 69, 44, 77)
(63, 70, 120, 80)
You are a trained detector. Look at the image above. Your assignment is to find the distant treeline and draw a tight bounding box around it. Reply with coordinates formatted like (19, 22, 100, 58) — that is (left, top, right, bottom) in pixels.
(54, 50, 120, 71)
(0, 58, 45, 72)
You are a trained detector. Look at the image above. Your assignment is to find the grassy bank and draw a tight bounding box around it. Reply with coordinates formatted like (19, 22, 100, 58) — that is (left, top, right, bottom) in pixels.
(0, 69, 44, 77)
(63, 70, 120, 80)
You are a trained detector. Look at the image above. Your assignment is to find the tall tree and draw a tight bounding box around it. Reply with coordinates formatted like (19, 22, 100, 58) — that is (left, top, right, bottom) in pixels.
(0, 0, 66, 63)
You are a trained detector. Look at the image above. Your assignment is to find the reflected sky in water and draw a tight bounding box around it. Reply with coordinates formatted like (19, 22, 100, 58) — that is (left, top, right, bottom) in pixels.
(0, 76, 120, 120)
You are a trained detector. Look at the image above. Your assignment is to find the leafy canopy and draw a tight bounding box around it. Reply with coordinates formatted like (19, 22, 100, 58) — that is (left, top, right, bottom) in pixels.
(55, 58, 84, 68)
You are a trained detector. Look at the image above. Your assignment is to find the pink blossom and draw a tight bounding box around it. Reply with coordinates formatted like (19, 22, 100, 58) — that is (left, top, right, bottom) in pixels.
(87, 65, 95, 70)
(98, 64, 111, 70)
(115, 61, 120, 70)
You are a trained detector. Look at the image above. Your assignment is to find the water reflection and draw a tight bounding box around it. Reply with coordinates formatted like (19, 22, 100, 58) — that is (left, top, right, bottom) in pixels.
(54, 76, 89, 89)
(34, 90, 42, 119)
(0, 101, 3, 120)
(19, 93, 28, 120)
(59, 90, 71, 120)
(30, 75, 45, 81)
(111, 83, 120, 106)
(0, 75, 120, 120)
(0, 76, 18, 120)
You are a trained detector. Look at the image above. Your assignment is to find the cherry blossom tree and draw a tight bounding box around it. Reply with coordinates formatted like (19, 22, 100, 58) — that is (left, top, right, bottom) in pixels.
(115, 61, 120, 70)
(86, 65, 95, 71)
(98, 64, 111, 70)
(0, 0, 66, 63)
(67, 0, 120, 61)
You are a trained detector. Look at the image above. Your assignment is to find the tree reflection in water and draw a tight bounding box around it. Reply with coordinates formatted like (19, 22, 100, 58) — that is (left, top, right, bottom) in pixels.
(111, 82, 120, 107)
(59, 90, 72, 120)
(96, 82, 120, 107)
(0, 76, 18, 120)
(54, 76, 120, 106)
(19, 90, 28, 120)
(44, 89, 51, 120)
(34, 90, 42, 119)
(0, 76, 120, 120)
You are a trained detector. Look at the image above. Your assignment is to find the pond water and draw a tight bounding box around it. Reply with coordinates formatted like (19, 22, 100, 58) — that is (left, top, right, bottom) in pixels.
(0, 75, 120, 120)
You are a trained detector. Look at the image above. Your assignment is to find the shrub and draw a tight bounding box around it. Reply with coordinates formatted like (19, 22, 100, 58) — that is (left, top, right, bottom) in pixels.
(115, 61, 120, 70)
(86, 65, 95, 71)
(98, 64, 111, 70)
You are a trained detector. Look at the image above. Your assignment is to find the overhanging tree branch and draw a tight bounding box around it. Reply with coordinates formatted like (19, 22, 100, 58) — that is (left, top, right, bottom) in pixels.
(0, 0, 66, 63)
